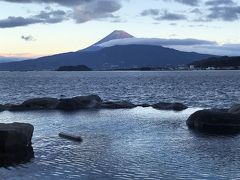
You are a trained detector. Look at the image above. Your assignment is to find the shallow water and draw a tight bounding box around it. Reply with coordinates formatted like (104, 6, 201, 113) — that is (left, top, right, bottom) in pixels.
(0, 71, 240, 179)
(1, 108, 240, 179)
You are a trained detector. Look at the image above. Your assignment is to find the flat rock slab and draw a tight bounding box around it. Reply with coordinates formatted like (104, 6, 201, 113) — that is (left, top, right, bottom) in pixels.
(0, 122, 34, 152)
(101, 101, 137, 109)
(57, 95, 102, 110)
(7, 98, 59, 111)
(59, 132, 82, 142)
(187, 110, 240, 134)
(152, 102, 188, 111)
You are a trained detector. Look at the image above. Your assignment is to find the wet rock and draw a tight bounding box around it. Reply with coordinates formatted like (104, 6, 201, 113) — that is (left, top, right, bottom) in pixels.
(101, 101, 137, 109)
(8, 98, 59, 111)
(152, 102, 188, 111)
(186, 109, 240, 134)
(228, 104, 240, 114)
(0, 122, 34, 152)
(57, 95, 102, 110)
(0, 104, 5, 112)
(138, 103, 151, 108)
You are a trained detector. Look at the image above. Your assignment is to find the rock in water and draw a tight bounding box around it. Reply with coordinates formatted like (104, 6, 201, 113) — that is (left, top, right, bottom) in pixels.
(101, 101, 137, 109)
(0, 104, 4, 112)
(0, 122, 34, 152)
(186, 110, 240, 134)
(8, 97, 59, 111)
(59, 132, 82, 142)
(152, 102, 188, 111)
(228, 104, 240, 114)
(57, 95, 102, 110)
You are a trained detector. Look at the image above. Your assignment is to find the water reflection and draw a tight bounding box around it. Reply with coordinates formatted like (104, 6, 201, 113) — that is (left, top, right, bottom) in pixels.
(0, 146, 34, 168)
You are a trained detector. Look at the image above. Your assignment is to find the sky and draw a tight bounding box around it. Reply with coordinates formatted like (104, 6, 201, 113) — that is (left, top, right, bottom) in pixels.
(0, 0, 240, 58)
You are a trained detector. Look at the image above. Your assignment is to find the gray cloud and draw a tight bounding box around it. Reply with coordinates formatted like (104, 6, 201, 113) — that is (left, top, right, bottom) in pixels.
(205, 0, 236, 6)
(141, 9, 187, 21)
(141, 9, 160, 16)
(0, 0, 122, 25)
(21, 35, 35, 41)
(155, 11, 187, 21)
(207, 6, 240, 21)
(164, 0, 200, 6)
(73, 0, 122, 23)
(0, 0, 89, 7)
(0, 10, 67, 28)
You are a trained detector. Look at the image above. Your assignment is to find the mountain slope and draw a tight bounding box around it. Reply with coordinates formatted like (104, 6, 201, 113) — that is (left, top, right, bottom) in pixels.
(191, 56, 240, 68)
(0, 45, 214, 71)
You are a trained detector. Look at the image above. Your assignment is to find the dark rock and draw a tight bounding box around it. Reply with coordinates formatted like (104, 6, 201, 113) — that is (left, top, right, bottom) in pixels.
(138, 103, 151, 108)
(0, 123, 34, 152)
(0, 104, 5, 112)
(57, 95, 102, 110)
(101, 101, 137, 109)
(7, 97, 59, 111)
(59, 132, 82, 142)
(152, 102, 188, 111)
(186, 110, 240, 134)
(228, 104, 240, 114)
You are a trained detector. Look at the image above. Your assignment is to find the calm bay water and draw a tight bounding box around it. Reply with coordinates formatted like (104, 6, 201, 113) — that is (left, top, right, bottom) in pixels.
(0, 70, 239, 108)
(0, 71, 240, 179)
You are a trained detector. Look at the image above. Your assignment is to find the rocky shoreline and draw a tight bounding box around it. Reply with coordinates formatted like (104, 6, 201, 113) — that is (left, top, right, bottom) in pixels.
(0, 95, 239, 167)
(0, 95, 188, 112)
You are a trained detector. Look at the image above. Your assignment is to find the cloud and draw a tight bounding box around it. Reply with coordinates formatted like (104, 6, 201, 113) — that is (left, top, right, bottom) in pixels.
(205, 0, 236, 6)
(97, 37, 217, 47)
(155, 11, 187, 21)
(0, 0, 123, 25)
(0, 9, 68, 28)
(0, 0, 88, 7)
(21, 35, 35, 41)
(164, 0, 200, 6)
(73, 0, 122, 23)
(207, 6, 240, 21)
(96, 37, 240, 56)
(141, 9, 160, 16)
(141, 9, 187, 21)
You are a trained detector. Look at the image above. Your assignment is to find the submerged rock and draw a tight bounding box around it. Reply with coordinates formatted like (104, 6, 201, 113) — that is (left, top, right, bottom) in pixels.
(101, 101, 137, 109)
(0, 122, 34, 152)
(152, 102, 188, 111)
(186, 109, 240, 134)
(228, 104, 240, 114)
(57, 95, 102, 110)
(8, 98, 59, 111)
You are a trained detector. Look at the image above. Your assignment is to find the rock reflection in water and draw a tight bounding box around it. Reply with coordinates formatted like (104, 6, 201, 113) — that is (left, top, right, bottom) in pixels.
(0, 146, 34, 167)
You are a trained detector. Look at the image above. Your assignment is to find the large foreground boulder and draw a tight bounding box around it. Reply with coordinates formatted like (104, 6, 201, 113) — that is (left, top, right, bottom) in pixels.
(187, 110, 240, 134)
(0, 123, 34, 152)
(57, 95, 102, 110)
(101, 101, 137, 109)
(152, 102, 188, 111)
(7, 98, 59, 111)
(228, 104, 240, 114)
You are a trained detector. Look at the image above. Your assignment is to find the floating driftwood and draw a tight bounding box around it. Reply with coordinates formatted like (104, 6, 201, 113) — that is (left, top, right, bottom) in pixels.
(59, 132, 82, 142)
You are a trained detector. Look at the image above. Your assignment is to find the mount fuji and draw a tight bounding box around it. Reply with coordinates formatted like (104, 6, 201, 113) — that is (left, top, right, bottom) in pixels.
(0, 30, 215, 71)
